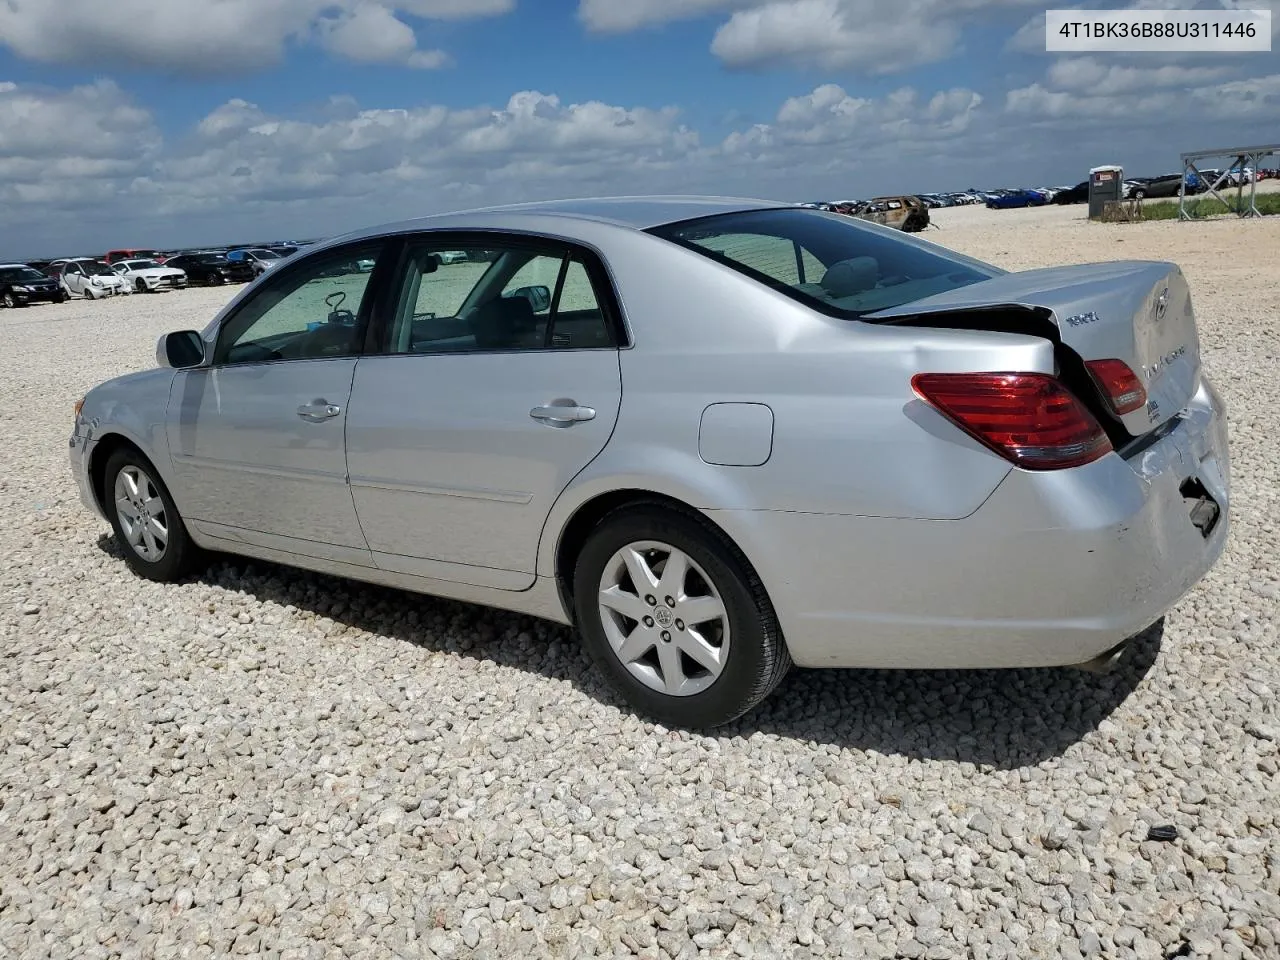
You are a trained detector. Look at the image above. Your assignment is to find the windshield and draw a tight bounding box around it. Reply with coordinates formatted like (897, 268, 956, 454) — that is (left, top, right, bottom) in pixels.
(251, 249, 282, 260)
(0, 267, 48, 282)
(81, 262, 116, 277)
(646, 208, 998, 319)
(126, 260, 160, 269)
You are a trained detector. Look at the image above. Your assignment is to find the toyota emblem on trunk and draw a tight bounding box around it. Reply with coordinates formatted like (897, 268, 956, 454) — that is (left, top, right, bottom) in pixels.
(1153, 287, 1169, 323)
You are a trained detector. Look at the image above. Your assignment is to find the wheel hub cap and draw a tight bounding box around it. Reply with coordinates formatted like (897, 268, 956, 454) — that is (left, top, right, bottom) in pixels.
(597, 540, 730, 697)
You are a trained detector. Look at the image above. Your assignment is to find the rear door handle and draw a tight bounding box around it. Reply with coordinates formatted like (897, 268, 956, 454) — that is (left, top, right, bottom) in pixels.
(530, 400, 596, 427)
(297, 399, 342, 422)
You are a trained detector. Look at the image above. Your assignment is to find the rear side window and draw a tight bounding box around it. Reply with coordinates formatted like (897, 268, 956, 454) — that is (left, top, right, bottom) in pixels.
(648, 208, 999, 319)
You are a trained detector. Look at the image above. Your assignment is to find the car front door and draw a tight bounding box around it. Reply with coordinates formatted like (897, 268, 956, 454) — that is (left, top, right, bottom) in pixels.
(344, 235, 624, 590)
(61, 263, 85, 296)
(166, 240, 390, 565)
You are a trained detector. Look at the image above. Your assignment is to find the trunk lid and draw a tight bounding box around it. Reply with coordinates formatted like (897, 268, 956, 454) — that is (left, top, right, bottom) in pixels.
(865, 260, 1201, 436)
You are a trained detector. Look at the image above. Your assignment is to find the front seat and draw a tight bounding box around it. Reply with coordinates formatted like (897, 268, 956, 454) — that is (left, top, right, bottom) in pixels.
(470, 295, 540, 350)
(821, 257, 879, 299)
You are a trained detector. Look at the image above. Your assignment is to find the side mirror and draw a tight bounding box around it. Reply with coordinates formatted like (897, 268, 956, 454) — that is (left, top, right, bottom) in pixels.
(157, 330, 206, 369)
(507, 284, 551, 312)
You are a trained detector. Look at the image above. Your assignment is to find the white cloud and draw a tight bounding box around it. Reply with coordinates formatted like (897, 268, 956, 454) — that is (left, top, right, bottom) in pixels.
(0, 66, 1274, 257)
(711, 0, 958, 72)
(578, 0, 750, 32)
(1006, 68, 1280, 119)
(317, 3, 451, 69)
(1045, 57, 1235, 93)
(581, 0, 1038, 73)
(723, 82, 984, 160)
(0, 0, 510, 75)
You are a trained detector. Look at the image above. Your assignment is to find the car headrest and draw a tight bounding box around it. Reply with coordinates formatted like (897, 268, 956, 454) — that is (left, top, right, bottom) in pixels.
(470, 295, 538, 350)
(821, 257, 879, 298)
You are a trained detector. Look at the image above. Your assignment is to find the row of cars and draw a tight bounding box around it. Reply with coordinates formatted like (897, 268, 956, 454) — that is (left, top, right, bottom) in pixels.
(984, 165, 1278, 210)
(798, 197, 933, 232)
(1, 242, 310, 308)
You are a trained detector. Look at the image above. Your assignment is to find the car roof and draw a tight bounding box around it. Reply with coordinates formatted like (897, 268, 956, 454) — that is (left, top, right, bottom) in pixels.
(333, 195, 792, 245)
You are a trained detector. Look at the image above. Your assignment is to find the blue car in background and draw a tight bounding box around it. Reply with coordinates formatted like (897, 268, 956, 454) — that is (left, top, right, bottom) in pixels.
(985, 189, 1048, 209)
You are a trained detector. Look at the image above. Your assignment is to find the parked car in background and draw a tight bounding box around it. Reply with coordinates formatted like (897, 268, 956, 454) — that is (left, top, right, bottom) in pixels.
(105, 249, 166, 265)
(986, 189, 1046, 209)
(1123, 174, 1204, 200)
(1051, 181, 1090, 205)
(111, 259, 189, 294)
(52, 259, 128, 299)
(847, 196, 930, 232)
(226, 248, 286, 276)
(162, 253, 256, 286)
(69, 196, 1229, 727)
(0, 263, 68, 307)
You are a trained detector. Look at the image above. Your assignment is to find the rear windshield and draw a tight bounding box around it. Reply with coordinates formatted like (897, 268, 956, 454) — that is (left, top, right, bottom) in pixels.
(646, 207, 999, 319)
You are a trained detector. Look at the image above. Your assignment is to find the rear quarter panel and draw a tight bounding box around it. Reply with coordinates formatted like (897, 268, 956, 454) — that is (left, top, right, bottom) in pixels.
(534, 225, 1057, 576)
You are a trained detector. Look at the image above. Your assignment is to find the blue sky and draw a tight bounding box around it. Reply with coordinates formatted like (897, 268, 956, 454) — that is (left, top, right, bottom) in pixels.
(0, 0, 1276, 257)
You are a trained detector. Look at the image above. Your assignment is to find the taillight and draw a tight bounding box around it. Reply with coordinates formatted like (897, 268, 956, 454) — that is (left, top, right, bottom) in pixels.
(1085, 358, 1147, 416)
(911, 372, 1112, 470)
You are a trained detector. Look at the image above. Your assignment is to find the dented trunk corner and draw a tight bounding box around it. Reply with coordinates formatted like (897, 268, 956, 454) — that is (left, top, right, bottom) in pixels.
(864, 260, 1203, 438)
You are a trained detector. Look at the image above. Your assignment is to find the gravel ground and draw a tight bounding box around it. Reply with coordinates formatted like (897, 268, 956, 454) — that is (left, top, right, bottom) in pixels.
(2, 206, 1279, 960)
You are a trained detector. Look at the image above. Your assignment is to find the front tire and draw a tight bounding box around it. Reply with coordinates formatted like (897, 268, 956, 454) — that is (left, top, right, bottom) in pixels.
(572, 505, 791, 728)
(2, 292, 16, 308)
(84, 287, 96, 300)
(135, 278, 148, 294)
(103, 447, 200, 583)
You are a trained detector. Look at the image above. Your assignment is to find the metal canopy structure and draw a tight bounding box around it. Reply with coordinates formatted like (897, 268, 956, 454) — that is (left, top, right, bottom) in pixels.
(1179, 143, 1279, 220)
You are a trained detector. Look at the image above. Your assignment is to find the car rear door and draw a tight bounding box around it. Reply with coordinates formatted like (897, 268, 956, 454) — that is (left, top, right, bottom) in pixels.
(344, 234, 624, 590)
(166, 240, 392, 565)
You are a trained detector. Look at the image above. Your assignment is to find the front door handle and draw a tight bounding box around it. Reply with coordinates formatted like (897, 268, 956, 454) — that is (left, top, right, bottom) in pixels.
(530, 400, 596, 427)
(297, 399, 342, 422)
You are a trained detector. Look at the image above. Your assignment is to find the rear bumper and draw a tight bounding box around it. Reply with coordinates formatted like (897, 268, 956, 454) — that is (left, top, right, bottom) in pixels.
(717, 377, 1230, 669)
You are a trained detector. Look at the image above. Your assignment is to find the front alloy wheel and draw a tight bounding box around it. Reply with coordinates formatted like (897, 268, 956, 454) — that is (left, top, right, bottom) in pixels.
(104, 447, 200, 582)
(113, 465, 169, 562)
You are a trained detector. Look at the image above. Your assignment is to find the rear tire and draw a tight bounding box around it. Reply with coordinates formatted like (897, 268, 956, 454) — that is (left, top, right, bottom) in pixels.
(572, 505, 790, 728)
(103, 447, 201, 583)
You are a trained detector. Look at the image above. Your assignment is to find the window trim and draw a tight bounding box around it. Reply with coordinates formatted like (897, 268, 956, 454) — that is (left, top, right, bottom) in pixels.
(369, 230, 629, 358)
(210, 239, 392, 368)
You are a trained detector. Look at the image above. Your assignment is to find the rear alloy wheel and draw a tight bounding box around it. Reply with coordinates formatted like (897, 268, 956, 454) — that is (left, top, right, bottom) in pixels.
(573, 506, 790, 728)
(104, 447, 200, 582)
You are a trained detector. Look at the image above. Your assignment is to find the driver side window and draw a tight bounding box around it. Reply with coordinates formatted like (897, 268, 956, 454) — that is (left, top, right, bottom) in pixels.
(215, 243, 383, 365)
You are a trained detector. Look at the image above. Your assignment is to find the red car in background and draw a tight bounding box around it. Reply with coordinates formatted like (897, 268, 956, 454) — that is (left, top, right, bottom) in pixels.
(104, 249, 166, 264)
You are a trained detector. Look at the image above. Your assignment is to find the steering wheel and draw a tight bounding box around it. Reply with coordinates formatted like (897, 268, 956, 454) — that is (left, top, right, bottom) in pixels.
(325, 290, 355, 325)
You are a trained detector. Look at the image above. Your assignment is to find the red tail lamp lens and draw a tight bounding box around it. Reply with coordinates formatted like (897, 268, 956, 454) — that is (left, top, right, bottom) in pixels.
(912, 372, 1113, 470)
(1085, 358, 1148, 416)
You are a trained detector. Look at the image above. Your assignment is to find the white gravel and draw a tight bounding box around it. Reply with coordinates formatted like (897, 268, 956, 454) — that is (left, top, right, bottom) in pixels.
(3, 207, 1279, 960)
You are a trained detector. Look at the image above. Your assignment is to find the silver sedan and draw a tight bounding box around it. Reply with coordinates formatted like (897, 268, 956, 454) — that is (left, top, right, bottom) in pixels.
(69, 197, 1230, 727)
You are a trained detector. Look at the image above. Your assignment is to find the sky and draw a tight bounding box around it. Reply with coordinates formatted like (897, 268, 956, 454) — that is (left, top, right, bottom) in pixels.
(0, 0, 1276, 258)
